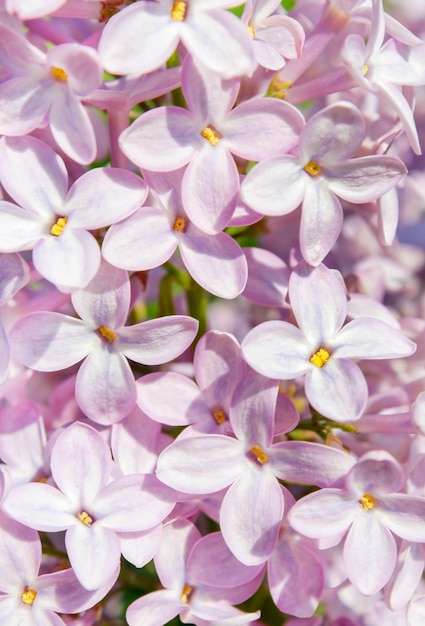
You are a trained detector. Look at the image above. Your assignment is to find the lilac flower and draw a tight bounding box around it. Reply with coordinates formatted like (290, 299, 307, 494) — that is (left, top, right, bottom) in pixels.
(288, 450, 425, 595)
(119, 54, 304, 234)
(0, 135, 147, 292)
(241, 101, 407, 265)
(102, 168, 248, 299)
(126, 517, 261, 626)
(2, 422, 176, 590)
(0, 24, 103, 163)
(9, 260, 199, 424)
(157, 369, 355, 565)
(99, 0, 256, 79)
(242, 262, 416, 422)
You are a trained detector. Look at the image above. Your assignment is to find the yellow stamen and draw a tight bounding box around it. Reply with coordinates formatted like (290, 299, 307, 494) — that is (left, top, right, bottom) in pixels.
(362, 63, 369, 76)
(171, 0, 186, 21)
(250, 444, 269, 464)
(360, 492, 376, 511)
(212, 408, 227, 424)
(310, 348, 330, 367)
(98, 325, 117, 342)
(50, 216, 67, 236)
(99, 0, 123, 22)
(173, 216, 186, 232)
(304, 160, 322, 177)
(78, 511, 93, 526)
(181, 583, 193, 604)
(266, 75, 292, 99)
(51, 66, 68, 81)
(201, 127, 220, 146)
(248, 25, 255, 38)
(21, 586, 37, 605)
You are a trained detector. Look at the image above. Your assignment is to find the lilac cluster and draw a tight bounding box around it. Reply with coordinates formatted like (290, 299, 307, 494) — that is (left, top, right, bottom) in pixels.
(0, 0, 425, 625)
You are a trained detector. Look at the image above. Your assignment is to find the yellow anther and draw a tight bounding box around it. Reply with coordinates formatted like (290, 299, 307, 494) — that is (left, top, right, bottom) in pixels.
(250, 444, 269, 464)
(201, 127, 220, 146)
(181, 584, 193, 604)
(50, 216, 67, 236)
(310, 348, 330, 368)
(362, 63, 369, 76)
(360, 492, 376, 511)
(98, 325, 117, 342)
(266, 75, 292, 99)
(99, 0, 123, 22)
(78, 511, 93, 526)
(173, 216, 186, 232)
(21, 586, 37, 605)
(51, 66, 68, 81)
(212, 408, 227, 424)
(248, 25, 255, 38)
(171, 0, 186, 21)
(304, 160, 322, 177)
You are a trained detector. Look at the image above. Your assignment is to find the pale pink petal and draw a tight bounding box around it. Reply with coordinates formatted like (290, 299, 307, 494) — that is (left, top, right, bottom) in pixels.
(332, 318, 416, 359)
(126, 589, 182, 626)
(3, 483, 76, 531)
(288, 489, 355, 538)
(242, 246, 289, 307)
(75, 347, 137, 425)
(180, 226, 247, 298)
(220, 468, 284, 565)
(49, 89, 96, 164)
(0, 77, 51, 136)
(0, 204, 46, 252)
(118, 315, 198, 365)
(380, 495, 425, 542)
(9, 312, 94, 371)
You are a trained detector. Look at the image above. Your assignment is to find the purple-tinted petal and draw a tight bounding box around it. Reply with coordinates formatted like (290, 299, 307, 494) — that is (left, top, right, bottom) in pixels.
(66, 168, 147, 228)
(300, 179, 343, 266)
(343, 513, 397, 595)
(65, 522, 121, 590)
(220, 468, 284, 565)
(0, 203, 46, 252)
(306, 358, 368, 422)
(127, 589, 182, 626)
(180, 226, 247, 298)
(288, 489, 355, 538)
(46, 43, 101, 97)
(242, 320, 310, 379)
(49, 89, 96, 164)
(51, 422, 112, 506)
(3, 483, 75, 531)
(9, 312, 94, 371)
(332, 318, 416, 359)
(242, 247, 289, 307)
(0, 77, 51, 136)
(75, 346, 137, 425)
(118, 315, 198, 365)
(0, 136, 67, 217)
(156, 435, 244, 494)
(102, 207, 177, 271)
(182, 147, 239, 234)
(120, 107, 199, 171)
(380, 495, 425, 542)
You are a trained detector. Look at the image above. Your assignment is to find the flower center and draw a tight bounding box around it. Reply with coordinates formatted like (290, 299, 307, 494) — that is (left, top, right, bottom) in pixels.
(250, 444, 269, 465)
(266, 75, 292, 99)
(99, 0, 124, 22)
(201, 126, 221, 146)
(304, 160, 322, 176)
(21, 586, 37, 605)
(212, 407, 227, 425)
(51, 66, 68, 81)
(78, 510, 94, 526)
(173, 216, 186, 232)
(50, 216, 67, 236)
(360, 492, 376, 511)
(248, 25, 255, 38)
(362, 63, 369, 76)
(171, 0, 186, 21)
(310, 348, 330, 367)
(181, 583, 194, 604)
(98, 325, 117, 342)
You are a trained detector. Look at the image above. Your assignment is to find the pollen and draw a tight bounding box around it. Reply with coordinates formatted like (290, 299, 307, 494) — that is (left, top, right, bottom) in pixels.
(173, 216, 186, 232)
(21, 586, 37, 605)
(304, 160, 322, 177)
(212, 408, 227, 424)
(360, 492, 377, 511)
(181, 583, 194, 604)
(362, 63, 369, 76)
(248, 25, 255, 38)
(51, 66, 68, 81)
(171, 0, 186, 21)
(201, 126, 220, 146)
(266, 75, 292, 99)
(310, 348, 330, 367)
(99, 0, 123, 22)
(98, 325, 117, 342)
(250, 444, 269, 464)
(50, 216, 67, 236)
(78, 511, 93, 526)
